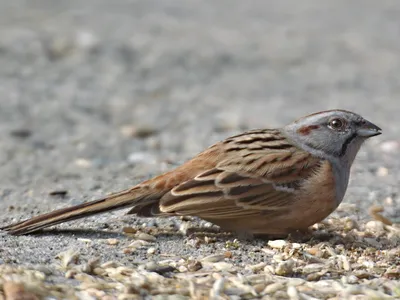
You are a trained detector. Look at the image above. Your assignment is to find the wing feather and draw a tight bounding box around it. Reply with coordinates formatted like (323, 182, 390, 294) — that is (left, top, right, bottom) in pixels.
(159, 141, 322, 219)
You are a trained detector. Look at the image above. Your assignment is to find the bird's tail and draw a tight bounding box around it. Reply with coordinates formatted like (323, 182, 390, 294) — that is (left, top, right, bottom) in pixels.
(1, 187, 146, 235)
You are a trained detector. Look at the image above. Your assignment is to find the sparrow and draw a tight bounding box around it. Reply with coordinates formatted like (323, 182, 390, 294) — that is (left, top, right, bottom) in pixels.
(1, 110, 382, 236)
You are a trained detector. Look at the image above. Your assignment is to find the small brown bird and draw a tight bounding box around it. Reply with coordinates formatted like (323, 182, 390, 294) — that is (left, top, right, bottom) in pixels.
(1, 110, 381, 237)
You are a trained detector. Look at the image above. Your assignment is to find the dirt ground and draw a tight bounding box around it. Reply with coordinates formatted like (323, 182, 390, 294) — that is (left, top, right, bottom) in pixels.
(0, 1, 399, 299)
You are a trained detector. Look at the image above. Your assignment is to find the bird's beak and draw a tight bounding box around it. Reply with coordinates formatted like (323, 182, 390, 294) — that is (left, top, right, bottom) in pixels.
(357, 120, 382, 137)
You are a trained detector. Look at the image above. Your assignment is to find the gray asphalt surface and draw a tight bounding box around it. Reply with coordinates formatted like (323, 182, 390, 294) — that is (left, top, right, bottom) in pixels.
(0, 0, 399, 288)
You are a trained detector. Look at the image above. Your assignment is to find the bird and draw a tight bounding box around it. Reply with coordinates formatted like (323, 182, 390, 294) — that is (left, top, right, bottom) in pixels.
(1, 110, 382, 237)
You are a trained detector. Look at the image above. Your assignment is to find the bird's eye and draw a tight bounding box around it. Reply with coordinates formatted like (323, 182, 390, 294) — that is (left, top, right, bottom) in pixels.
(328, 118, 346, 131)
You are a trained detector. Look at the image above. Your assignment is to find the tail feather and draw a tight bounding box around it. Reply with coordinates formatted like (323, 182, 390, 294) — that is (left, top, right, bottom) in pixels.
(1, 188, 147, 235)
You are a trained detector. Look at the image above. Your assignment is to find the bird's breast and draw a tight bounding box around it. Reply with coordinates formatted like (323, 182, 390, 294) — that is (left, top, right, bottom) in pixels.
(294, 160, 338, 225)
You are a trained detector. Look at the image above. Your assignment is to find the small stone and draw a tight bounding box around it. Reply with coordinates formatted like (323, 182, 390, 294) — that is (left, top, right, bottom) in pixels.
(107, 239, 119, 245)
(306, 272, 323, 281)
(10, 128, 32, 138)
(376, 167, 389, 177)
(135, 232, 156, 242)
(75, 158, 92, 168)
(380, 140, 399, 153)
(123, 227, 137, 234)
(75, 30, 98, 49)
(187, 260, 202, 272)
(145, 262, 176, 275)
(267, 240, 287, 249)
(121, 125, 158, 138)
(147, 247, 156, 255)
(224, 251, 233, 259)
(127, 152, 156, 164)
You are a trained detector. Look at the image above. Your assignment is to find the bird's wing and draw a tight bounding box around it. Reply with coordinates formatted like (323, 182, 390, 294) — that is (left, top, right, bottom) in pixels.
(159, 143, 322, 219)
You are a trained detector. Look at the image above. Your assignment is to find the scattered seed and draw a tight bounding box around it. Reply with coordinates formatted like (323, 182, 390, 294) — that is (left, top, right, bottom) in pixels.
(56, 249, 79, 268)
(275, 259, 295, 276)
(201, 254, 226, 263)
(268, 240, 287, 249)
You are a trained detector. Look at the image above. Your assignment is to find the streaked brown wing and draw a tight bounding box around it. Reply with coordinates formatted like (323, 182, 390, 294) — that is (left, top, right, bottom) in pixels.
(159, 146, 322, 219)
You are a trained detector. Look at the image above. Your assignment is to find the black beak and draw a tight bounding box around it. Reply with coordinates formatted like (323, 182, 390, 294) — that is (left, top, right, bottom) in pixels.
(357, 119, 382, 138)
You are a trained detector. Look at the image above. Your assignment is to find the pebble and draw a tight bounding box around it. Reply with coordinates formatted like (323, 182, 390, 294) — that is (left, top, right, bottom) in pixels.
(75, 30, 98, 49)
(380, 140, 399, 153)
(145, 263, 176, 275)
(127, 152, 157, 165)
(376, 167, 389, 177)
(187, 261, 202, 272)
(267, 240, 287, 249)
(135, 232, 156, 242)
(75, 158, 92, 168)
(147, 247, 156, 255)
(107, 239, 119, 246)
(10, 128, 32, 138)
(120, 124, 158, 138)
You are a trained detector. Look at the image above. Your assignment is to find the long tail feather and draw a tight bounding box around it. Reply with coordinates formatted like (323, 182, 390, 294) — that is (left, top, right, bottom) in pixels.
(1, 187, 145, 235)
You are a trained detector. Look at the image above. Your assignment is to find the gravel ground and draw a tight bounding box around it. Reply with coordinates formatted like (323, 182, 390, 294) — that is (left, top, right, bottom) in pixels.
(0, 0, 399, 299)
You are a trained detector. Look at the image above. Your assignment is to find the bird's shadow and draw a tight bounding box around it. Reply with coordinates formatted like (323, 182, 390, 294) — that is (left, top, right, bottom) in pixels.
(12, 226, 397, 249)
(25, 228, 127, 239)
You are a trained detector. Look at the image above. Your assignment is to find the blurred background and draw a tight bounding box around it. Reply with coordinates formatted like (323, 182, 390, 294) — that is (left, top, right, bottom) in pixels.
(0, 0, 398, 220)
